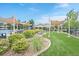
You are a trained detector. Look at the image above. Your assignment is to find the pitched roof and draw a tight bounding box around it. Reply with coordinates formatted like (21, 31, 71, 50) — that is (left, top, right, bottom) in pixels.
(0, 17, 20, 24)
(51, 20, 64, 26)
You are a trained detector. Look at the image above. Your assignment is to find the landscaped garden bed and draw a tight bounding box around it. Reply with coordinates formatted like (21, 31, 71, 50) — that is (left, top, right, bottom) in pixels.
(3, 37, 50, 56)
(0, 29, 51, 56)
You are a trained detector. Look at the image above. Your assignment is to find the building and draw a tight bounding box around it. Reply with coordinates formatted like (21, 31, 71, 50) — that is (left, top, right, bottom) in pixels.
(0, 16, 32, 38)
(51, 20, 65, 31)
(0, 16, 18, 30)
(0, 16, 31, 30)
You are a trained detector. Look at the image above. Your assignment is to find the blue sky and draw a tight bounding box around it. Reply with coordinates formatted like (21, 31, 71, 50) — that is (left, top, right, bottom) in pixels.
(0, 3, 79, 24)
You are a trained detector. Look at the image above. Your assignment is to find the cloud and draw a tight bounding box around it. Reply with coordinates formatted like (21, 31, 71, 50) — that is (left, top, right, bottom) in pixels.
(35, 15, 66, 25)
(29, 7, 39, 11)
(59, 4, 69, 7)
(19, 3, 25, 6)
(35, 15, 49, 25)
(55, 4, 69, 8)
(51, 16, 66, 21)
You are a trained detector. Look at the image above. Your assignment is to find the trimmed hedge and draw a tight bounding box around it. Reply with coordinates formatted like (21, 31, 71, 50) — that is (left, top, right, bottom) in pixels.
(34, 29, 41, 33)
(23, 29, 41, 38)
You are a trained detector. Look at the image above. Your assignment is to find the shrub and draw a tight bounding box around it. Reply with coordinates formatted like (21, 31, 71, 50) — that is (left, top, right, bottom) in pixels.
(32, 36, 43, 51)
(0, 39, 8, 46)
(11, 38, 29, 53)
(23, 30, 35, 38)
(8, 34, 24, 44)
(8, 34, 29, 53)
(34, 29, 41, 33)
(0, 39, 9, 55)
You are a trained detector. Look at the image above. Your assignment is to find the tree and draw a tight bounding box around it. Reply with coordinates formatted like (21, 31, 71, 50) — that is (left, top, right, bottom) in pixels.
(64, 10, 79, 29)
(7, 24, 13, 30)
(29, 19, 34, 29)
(75, 21, 79, 29)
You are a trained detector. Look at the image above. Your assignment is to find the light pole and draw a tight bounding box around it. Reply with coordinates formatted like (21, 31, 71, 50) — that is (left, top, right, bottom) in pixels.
(60, 24, 63, 32)
(13, 23, 16, 34)
(58, 25, 60, 33)
(48, 17, 51, 38)
(68, 17, 71, 37)
(12, 16, 16, 34)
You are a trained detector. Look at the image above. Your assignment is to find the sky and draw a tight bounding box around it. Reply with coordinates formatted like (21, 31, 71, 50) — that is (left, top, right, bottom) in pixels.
(0, 3, 79, 24)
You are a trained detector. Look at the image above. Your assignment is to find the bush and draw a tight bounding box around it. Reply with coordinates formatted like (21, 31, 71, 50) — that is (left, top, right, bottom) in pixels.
(0, 39, 9, 55)
(8, 34, 29, 53)
(34, 29, 41, 33)
(11, 38, 29, 53)
(8, 34, 24, 44)
(32, 36, 43, 51)
(23, 30, 35, 38)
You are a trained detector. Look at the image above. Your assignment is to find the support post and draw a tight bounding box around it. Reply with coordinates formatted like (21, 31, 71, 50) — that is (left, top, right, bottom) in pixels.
(68, 17, 71, 37)
(48, 17, 51, 38)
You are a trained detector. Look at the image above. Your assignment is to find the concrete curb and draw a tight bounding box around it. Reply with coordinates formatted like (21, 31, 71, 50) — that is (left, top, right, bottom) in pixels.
(60, 32, 79, 39)
(33, 38, 51, 56)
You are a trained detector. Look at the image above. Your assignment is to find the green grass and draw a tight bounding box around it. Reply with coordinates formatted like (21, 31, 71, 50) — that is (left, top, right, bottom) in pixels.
(40, 32, 79, 56)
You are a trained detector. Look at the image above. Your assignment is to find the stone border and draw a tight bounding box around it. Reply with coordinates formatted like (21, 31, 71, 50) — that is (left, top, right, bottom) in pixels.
(33, 38, 51, 56)
(33, 32, 51, 56)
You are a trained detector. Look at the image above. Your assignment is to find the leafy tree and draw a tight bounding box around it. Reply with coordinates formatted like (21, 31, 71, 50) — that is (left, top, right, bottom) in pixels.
(75, 21, 79, 29)
(7, 24, 13, 30)
(64, 10, 79, 29)
(29, 19, 34, 29)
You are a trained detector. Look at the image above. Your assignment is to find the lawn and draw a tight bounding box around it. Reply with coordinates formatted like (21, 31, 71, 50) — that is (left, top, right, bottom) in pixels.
(40, 31, 79, 56)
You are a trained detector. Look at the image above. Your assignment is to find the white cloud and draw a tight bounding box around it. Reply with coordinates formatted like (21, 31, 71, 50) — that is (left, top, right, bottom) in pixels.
(51, 16, 66, 21)
(29, 7, 38, 11)
(59, 4, 69, 7)
(35, 15, 66, 25)
(55, 4, 69, 8)
(35, 15, 49, 25)
(19, 3, 25, 6)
